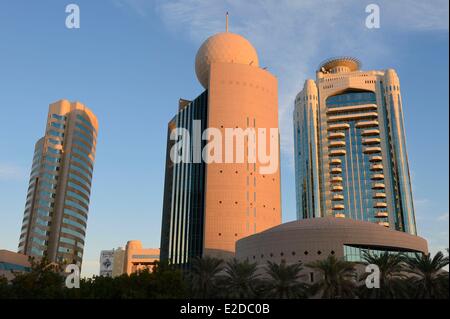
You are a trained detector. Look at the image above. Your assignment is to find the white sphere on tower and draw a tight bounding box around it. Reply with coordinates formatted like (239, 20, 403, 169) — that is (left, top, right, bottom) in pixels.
(195, 32, 259, 88)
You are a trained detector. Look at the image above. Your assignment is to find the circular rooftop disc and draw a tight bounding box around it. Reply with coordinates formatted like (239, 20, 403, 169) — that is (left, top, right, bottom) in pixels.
(195, 32, 259, 88)
(319, 57, 361, 74)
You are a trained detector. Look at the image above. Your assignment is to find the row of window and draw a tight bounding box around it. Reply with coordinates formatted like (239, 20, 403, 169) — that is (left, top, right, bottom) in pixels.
(61, 226, 84, 240)
(63, 217, 86, 231)
(65, 199, 88, 214)
(64, 208, 87, 223)
(248, 250, 336, 261)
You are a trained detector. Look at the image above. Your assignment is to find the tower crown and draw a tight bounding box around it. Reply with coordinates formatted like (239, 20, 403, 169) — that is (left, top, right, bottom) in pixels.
(318, 56, 361, 74)
(195, 32, 259, 88)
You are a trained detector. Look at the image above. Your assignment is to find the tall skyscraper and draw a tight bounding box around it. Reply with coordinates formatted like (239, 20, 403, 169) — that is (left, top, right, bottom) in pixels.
(161, 25, 281, 266)
(18, 100, 98, 267)
(293, 57, 416, 235)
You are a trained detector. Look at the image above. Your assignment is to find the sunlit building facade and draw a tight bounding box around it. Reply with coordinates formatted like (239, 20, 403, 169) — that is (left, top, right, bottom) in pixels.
(99, 241, 159, 277)
(161, 28, 281, 267)
(18, 100, 98, 267)
(294, 57, 416, 234)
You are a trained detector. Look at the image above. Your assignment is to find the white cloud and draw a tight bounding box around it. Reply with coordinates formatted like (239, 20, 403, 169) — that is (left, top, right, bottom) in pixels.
(438, 212, 449, 221)
(0, 163, 27, 181)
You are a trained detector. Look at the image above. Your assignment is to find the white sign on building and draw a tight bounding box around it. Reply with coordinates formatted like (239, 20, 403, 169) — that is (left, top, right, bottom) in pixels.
(99, 250, 114, 277)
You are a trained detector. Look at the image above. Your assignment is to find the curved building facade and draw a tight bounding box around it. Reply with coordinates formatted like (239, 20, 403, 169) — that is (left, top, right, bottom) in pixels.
(18, 100, 98, 268)
(293, 57, 417, 234)
(236, 217, 428, 266)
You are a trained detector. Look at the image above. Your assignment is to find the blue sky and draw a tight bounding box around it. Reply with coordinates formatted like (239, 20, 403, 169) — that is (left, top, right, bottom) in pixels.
(0, 0, 448, 277)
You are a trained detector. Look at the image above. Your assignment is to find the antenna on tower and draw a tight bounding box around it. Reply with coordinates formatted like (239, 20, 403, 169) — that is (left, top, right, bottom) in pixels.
(226, 12, 229, 32)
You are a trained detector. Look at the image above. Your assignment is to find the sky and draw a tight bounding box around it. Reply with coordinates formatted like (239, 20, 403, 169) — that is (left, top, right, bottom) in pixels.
(0, 0, 448, 278)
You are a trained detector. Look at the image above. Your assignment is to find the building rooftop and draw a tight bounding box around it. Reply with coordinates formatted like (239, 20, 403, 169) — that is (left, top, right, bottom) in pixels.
(318, 56, 361, 73)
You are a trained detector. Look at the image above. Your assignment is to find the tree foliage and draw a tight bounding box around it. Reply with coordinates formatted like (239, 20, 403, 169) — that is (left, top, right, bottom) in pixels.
(0, 251, 448, 299)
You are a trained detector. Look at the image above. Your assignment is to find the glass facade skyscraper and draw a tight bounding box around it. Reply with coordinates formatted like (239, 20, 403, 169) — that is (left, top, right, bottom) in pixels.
(18, 100, 98, 267)
(160, 92, 208, 266)
(293, 57, 416, 235)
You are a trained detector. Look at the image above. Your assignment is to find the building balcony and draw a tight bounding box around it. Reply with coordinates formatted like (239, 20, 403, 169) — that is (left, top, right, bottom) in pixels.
(370, 155, 383, 162)
(328, 132, 346, 140)
(356, 120, 379, 128)
(361, 129, 380, 136)
(362, 138, 381, 145)
(331, 185, 343, 192)
(328, 112, 378, 123)
(374, 202, 388, 208)
(333, 204, 345, 210)
(331, 176, 343, 183)
(371, 164, 383, 171)
(372, 174, 384, 180)
(375, 212, 388, 218)
(373, 192, 386, 199)
(329, 149, 346, 157)
(326, 104, 377, 115)
(372, 183, 385, 190)
(331, 167, 342, 174)
(328, 123, 350, 131)
(329, 141, 346, 148)
(364, 146, 382, 154)
(335, 213, 346, 218)
(330, 158, 342, 165)
(377, 221, 390, 227)
(332, 194, 344, 201)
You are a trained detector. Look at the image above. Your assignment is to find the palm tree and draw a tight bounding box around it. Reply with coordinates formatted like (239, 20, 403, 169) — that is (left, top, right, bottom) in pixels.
(219, 258, 261, 298)
(188, 256, 224, 298)
(404, 251, 449, 299)
(263, 260, 309, 299)
(307, 255, 357, 299)
(358, 251, 409, 299)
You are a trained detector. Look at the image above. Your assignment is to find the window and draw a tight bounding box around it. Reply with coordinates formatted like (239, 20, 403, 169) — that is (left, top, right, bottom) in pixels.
(61, 227, 84, 239)
(75, 123, 94, 138)
(67, 190, 89, 206)
(60, 237, 76, 245)
(63, 218, 86, 231)
(48, 138, 63, 145)
(52, 114, 66, 121)
(70, 164, 91, 180)
(48, 130, 64, 138)
(64, 208, 87, 223)
(72, 148, 93, 165)
(47, 147, 62, 155)
(73, 139, 92, 154)
(74, 131, 94, 147)
(58, 246, 73, 254)
(77, 115, 96, 131)
(71, 156, 93, 173)
(51, 122, 65, 130)
(65, 199, 88, 213)
(69, 173, 91, 188)
(67, 181, 90, 197)
(131, 255, 159, 259)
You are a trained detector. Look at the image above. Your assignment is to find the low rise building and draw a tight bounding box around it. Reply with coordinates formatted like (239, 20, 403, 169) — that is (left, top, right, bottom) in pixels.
(99, 241, 159, 277)
(0, 250, 31, 281)
(236, 217, 428, 283)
